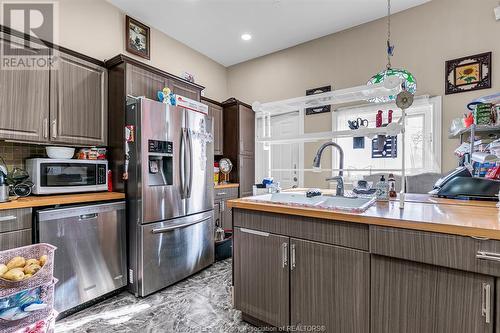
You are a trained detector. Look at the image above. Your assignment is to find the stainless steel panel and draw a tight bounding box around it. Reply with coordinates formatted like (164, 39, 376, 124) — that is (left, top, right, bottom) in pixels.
(138, 210, 214, 296)
(128, 99, 184, 223)
(37, 201, 127, 313)
(184, 109, 214, 215)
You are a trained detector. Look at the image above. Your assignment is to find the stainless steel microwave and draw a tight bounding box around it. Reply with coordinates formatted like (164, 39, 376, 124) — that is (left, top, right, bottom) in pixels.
(26, 158, 108, 195)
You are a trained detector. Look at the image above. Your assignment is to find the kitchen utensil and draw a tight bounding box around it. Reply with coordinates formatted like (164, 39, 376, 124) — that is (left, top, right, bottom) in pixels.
(46, 146, 75, 159)
(13, 181, 34, 197)
(0, 169, 10, 203)
(8, 167, 29, 184)
(215, 218, 225, 242)
(348, 117, 369, 130)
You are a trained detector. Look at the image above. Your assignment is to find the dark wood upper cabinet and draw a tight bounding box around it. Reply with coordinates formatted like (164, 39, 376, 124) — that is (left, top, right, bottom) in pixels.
(234, 227, 289, 327)
(371, 255, 494, 333)
(201, 97, 223, 155)
(170, 79, 201, 101)
(0, 34, 50, 143)
(222, 98, 255, 197)
(126, 64, 167, 100)
(50, 51, 108, 146)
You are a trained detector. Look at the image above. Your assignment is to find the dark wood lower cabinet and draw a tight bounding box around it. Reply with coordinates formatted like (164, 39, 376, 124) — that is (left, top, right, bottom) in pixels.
(234, 227, 289, 328)
(291, 239, 370, 333)
(371, 255, 494, 333)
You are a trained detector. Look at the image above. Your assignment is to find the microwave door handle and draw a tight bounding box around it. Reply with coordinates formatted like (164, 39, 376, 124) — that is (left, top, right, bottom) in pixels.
(186, 129, 194, 199)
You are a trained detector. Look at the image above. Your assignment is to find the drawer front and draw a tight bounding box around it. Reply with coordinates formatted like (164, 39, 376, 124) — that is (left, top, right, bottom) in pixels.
(0, 229, 32, 250)
(214, 187, 239, 202)
(0, 208, 32, 233)
(370, 226, 500, 277)
(234, 209, 369, 251)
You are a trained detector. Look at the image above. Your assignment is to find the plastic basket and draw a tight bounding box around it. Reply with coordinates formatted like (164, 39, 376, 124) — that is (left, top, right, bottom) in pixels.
(0, 279, 57, 333)
(0, 244, 56, 296)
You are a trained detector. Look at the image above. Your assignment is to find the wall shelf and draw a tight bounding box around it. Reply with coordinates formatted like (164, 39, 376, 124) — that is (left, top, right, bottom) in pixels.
(449, 124, 500, 139)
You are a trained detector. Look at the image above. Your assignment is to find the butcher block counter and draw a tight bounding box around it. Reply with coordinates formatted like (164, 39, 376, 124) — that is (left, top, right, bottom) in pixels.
(0, 192, 125, 211)
(228, 193, 500, 240)
(230, 192, 500, 332)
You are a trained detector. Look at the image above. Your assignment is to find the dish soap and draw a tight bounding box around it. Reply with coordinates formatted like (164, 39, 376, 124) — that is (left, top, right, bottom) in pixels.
(376, 175, 389, 201)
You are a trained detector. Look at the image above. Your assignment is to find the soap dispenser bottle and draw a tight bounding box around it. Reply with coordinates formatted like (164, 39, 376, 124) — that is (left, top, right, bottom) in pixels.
(376, 175, 389, 201)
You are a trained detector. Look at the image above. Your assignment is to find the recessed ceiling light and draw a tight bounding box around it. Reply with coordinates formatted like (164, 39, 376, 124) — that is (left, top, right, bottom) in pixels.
(241, 33, 252, 41)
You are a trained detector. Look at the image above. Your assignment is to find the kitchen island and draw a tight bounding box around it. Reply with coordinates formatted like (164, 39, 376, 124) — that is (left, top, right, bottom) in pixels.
(228, 194, 500, 333)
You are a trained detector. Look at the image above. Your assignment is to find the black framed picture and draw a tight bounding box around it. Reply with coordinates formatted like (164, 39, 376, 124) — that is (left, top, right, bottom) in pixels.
(305, 85, 331, 115)
(445, 52, 491, 95)
(126, 16, 151, 60)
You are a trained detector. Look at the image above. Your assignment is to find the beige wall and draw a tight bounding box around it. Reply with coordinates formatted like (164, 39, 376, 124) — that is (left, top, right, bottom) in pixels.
(57, 0, 227, 101)
(227, 0, 500, 186)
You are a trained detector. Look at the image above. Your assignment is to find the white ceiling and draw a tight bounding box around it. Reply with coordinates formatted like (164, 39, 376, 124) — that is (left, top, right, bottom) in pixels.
(109, 0, 431, 67)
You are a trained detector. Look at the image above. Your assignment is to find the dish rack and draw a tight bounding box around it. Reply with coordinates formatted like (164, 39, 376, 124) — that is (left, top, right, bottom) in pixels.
(0, 244, 57, 333)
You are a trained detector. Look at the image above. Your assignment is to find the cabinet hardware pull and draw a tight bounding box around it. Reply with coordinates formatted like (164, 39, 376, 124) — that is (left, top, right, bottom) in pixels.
(51, 119, 57, 139)
(291, 244, 296, 271)
(42, 118, 48, 139)
(220, 201, 225, 212)
(79, 213, 98, 220)
(281, 242, 288, 268)
(471, 235, 490, 241)
(482, 283, 491, 324)
(240, 228, 269, 237)
(476, 251, 500, 263)
(0, 215, 17, 222)
(217, 192, 227, 196)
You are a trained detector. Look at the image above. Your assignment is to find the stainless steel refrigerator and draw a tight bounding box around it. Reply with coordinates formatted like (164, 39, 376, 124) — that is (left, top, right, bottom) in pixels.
(126, 97, 214, 297)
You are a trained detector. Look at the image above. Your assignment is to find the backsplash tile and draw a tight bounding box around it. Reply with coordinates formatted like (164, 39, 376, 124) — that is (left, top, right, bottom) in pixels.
(0, 142, 46, 171)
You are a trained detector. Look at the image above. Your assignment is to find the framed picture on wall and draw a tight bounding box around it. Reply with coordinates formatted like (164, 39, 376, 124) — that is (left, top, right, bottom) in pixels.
(305, 85, 332, 115)
(126, 16, 151, 60)
(445, 52, 491, 95)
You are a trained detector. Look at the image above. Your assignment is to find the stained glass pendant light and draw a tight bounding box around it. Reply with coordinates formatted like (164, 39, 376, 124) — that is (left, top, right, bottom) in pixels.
(367, 0, 417, 103)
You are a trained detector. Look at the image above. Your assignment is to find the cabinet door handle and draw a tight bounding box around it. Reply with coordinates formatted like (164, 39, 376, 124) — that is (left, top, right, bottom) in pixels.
(281, 242, 288, 268)
(216, 192, 227, 196)
(482, 283, 491, 324)
(290, 244, 296, 271)
(240, 228, 269, 237)
(51, 119, 57, 139)
(42, 118, 48, 139)
(220, 201, 225, 212)
(0, 215, 17, 222)
(476, 251, 500, 263)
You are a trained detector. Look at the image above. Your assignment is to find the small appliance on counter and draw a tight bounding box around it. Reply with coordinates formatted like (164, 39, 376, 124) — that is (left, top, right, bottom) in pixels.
(26, 158, 108, 195)
(430, 166, 500, 200)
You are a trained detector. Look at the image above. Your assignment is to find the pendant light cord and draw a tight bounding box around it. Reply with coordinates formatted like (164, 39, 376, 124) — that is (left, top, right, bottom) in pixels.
(386, 0, 392, 69)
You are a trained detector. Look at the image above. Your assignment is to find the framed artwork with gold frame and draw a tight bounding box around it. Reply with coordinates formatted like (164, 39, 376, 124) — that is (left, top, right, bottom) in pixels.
(445, 52, 491, 95)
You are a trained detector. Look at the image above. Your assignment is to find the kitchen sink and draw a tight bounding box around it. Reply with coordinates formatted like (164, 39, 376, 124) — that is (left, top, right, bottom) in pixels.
(245, 192, 376, 212)
(316, 195, 376, 212)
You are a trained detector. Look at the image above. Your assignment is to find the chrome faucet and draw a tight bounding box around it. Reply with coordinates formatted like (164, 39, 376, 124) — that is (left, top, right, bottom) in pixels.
(312, 142, 344, 196)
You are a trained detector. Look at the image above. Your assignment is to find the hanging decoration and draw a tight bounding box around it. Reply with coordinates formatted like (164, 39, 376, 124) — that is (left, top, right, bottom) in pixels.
(367, 0, 417, 103)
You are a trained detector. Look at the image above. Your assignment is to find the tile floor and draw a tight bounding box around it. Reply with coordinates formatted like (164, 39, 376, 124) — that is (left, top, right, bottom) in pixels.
(55, 259, 255, 333)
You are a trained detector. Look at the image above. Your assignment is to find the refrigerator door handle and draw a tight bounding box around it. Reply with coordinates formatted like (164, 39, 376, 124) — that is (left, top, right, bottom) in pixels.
(186, 128, 194, 199)
(151, 216, 211, 234)
(180, 128, 187, 199)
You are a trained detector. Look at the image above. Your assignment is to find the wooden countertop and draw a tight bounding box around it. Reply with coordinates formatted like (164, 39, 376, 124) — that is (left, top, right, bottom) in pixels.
(0, 192, 125, 210)
(228, 193, 500, 240)
(215, 183, 239, 189)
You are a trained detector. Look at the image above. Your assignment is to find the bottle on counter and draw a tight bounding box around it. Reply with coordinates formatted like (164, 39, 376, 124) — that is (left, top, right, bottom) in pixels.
(375, 175, 389, 201)
(214, 162, 220, 186)
(388, 173, 397, 198)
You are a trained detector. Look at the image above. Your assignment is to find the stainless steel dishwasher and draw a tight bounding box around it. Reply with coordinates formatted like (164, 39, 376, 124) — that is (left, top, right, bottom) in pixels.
(37, 201, 127, 313)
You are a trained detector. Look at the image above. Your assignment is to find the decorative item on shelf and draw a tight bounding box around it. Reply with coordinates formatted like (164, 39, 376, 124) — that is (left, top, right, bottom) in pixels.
(445, 52, 492, 95)
(125, 16, 150, 60)
(305, 85, 332, 115)
(348, 117, 368, 149)
(157, 87, 176, 105)
(367, 0, 417, 103)
(218, 158, 233, 184)
(45, 146, 74, 159)
(182, 72, 195, 83)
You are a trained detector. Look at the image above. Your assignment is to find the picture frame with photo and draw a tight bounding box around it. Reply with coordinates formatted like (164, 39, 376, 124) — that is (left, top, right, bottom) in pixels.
(126, 16, 151, 60)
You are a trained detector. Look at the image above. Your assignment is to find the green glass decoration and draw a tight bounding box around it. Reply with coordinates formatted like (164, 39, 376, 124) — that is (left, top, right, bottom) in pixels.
(367, 68, 417, 103)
